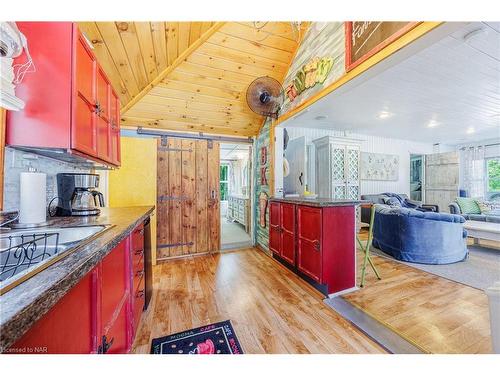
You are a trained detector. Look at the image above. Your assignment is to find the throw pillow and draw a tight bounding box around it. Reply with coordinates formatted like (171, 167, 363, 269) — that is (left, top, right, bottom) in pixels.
(456, 197, 481, 214)
(476, 200, 491, 214)
(383, 197, 401, 207)
(403, 199, 419, 209)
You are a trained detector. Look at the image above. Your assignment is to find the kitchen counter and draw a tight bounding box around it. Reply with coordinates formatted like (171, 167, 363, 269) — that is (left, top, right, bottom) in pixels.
(0, 206, 154, 352)
(269, 197, 367, 207)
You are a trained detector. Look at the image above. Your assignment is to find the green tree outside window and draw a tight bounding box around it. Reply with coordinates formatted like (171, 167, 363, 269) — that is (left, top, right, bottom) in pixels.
(487, 158, 500, 192)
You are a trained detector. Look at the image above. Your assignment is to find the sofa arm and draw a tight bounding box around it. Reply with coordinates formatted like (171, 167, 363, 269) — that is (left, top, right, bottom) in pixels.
(449, 202, 461, 214)
(421, 204, 439, 213)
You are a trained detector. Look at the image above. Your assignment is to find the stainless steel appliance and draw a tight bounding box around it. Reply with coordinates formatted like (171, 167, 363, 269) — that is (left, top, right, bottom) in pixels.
(54, 173, 105, 216)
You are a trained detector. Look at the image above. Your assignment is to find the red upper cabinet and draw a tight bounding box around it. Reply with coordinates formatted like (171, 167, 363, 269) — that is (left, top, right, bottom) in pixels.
(72, 32, 97, 156)
(109, 91, 121, 166)
(6, 22, 121, 167)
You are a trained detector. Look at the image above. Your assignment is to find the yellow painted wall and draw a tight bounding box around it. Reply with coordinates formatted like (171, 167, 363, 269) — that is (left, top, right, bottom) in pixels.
(109, 136, 157, 264)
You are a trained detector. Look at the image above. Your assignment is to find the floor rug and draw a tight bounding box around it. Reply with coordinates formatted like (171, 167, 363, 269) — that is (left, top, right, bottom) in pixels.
(370, 244, 500, 290)
(151, 320, 243, 354)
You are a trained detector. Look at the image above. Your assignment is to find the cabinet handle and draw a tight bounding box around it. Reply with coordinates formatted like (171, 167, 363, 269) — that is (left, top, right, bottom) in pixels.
(98, 335, 114, 354)
(136, 270, 144, 278)
(313, 240, 320, 251)
(134, 249, 144, 256)
(136, 289, 145, 298)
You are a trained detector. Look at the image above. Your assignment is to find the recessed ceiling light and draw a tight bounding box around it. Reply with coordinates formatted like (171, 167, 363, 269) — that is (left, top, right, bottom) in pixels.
(315, 115, 328, 121)
(427, 120, 440, 128)
(466, 127, 475, 134)
(377, 111, 393, 119)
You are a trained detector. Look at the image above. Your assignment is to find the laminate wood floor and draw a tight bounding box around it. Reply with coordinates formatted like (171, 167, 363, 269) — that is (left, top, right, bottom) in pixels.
(344, 233, 493, 354)
(131, 248, 386, 354)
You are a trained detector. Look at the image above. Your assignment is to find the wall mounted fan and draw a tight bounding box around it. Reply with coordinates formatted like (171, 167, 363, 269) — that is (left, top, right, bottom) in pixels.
(246, 76, 284, 119)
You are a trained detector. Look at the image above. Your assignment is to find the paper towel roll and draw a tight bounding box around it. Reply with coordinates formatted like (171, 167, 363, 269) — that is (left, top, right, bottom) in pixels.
(19, 172, 47, 224)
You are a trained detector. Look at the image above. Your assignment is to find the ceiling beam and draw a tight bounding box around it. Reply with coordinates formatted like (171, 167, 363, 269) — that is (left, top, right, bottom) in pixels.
(121, 22, 226, 114)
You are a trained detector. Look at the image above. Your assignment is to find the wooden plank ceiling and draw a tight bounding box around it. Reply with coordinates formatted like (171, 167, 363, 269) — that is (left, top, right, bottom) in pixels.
(79, 22, 306, 137)
(78, 22, 217, 107)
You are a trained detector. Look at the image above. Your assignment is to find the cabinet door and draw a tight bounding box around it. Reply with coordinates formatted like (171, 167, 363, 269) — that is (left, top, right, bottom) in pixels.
(109, 92, 121, 166)
(332, 146, 347, 199)
(100, 239, 129, 353)
(72, 33, 97, 156)
(280, 203, 295, 265)
(269, 202, 281, 255)
(297, 206, 322, 282)
(96, 68, 110, 121)
(11, 269, 98, 354)
(96, 115, 111, 161)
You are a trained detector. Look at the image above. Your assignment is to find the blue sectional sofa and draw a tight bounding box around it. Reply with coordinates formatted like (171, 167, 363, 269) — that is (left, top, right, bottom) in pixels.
(372, 205, 468, 265)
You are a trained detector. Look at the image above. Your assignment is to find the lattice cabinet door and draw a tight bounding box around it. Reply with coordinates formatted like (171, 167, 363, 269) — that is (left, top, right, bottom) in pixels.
(346, 146, 360, 199)
(331, 146, 347, 199)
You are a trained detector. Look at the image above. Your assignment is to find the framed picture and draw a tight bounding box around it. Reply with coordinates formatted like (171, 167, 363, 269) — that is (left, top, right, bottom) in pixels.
(345, 22, 420, 71)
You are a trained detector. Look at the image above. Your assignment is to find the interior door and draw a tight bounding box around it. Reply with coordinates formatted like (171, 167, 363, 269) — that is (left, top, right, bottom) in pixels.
(156, 138, 220, 261)
(425, 151, 459, 211)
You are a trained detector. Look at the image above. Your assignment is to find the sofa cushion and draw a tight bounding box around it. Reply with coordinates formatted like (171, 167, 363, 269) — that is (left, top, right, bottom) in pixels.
(456, 197, 481, 214)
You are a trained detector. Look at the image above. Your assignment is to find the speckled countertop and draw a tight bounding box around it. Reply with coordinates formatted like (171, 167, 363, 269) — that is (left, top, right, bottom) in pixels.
(269, 197, 367, 207)
(0, 206, 154, 352)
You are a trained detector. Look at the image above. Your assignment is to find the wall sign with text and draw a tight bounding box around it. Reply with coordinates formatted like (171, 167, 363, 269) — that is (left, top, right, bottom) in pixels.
(345, 21, 419, 71)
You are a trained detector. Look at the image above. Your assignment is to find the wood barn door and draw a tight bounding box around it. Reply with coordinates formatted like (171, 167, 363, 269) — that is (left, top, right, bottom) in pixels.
(156, 137, 220, 261)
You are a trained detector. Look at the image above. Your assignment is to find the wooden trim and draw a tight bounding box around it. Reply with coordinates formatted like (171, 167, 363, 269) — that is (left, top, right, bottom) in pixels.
(0, 108, 5, 211)
(344, 22, 420, 72)
(273, 22, 443, 128)
(121, 22, 226, 114)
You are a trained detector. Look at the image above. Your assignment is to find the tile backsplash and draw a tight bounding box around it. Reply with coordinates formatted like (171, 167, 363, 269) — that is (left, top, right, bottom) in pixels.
(3, 148, 92, 212)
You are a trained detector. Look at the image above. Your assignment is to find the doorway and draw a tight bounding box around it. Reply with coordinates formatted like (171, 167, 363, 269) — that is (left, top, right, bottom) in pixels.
(410, 154, 424, 202)
(220, 143, 252, 250)
(156, 138, 220, 261)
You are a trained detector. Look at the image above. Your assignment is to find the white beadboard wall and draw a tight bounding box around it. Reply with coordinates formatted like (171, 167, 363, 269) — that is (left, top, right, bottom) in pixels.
(284, 127, 434, 196)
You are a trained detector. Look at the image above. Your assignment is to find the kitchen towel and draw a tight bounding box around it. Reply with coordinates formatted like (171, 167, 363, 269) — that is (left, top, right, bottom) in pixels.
(19, 172, 47, 224)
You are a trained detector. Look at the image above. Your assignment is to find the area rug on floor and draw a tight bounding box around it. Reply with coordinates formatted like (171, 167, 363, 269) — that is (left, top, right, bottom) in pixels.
(151, 320, 243, 354)
(370, 245, 500, 290)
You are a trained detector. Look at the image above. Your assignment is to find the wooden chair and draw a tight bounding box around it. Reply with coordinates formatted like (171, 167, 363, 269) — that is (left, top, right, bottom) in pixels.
(356, 204, 381, 287)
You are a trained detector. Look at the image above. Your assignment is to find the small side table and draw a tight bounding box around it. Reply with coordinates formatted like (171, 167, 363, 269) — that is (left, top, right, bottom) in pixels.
(356, 203, 381, 287)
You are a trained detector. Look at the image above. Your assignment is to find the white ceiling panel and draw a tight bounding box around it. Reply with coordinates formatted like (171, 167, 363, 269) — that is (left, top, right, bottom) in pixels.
(282, 22, 500, 146)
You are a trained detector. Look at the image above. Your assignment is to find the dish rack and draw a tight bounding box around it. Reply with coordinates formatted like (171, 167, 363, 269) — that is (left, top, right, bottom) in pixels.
(0, 232, 60, 282)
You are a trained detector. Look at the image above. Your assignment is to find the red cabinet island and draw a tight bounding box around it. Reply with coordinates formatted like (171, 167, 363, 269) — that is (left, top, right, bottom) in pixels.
(269, 197, 363, 296)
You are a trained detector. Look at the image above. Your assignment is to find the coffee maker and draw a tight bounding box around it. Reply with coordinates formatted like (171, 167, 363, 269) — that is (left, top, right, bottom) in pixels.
(55, 173, 105, 216)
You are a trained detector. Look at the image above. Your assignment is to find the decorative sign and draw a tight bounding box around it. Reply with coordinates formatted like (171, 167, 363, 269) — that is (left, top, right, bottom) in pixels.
(260, 146, 267, 165)
(260, 167, 268, 186)
(258, 192, 269, 228)
(285, 56, 334, 102)
(360, 152, 399, 181)
(345, 22, 419, 71)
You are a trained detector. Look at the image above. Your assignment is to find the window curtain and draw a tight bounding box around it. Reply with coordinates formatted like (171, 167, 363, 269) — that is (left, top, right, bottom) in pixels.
(460, 145, 485, 198)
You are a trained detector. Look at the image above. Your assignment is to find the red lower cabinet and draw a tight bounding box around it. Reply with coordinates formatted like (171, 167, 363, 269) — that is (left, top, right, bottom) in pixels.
(297, 206, 322, 282)
(268, 201, 356, 295)
(280, 203, 295, 265)
(11, 269, 97, 354)
(269, 202, 281, 256)
(99, 239, 129, 354)
(10, 221, 148, 354)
